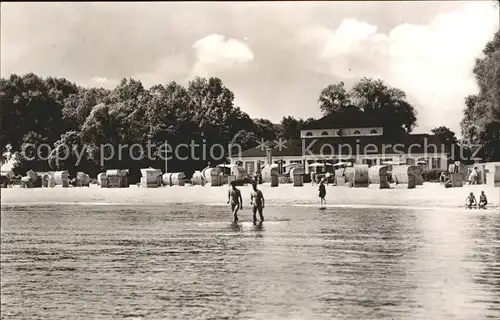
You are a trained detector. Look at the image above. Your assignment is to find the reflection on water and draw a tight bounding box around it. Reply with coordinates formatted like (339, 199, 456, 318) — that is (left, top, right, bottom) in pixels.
(1, 204, 499, 320)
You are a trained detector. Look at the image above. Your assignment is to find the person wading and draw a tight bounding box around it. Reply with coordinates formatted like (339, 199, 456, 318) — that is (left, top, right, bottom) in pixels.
(227, 181, 243, 223)
(250, 181, 265, 223)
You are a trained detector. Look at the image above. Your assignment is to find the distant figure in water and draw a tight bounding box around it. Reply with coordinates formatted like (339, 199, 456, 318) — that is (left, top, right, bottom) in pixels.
(318, 178, 326, 208)
(465, 192, 477, 209)
(250, 181, 265, 223)
(227, 181, 243, 223)
(478, 191, 488, 209)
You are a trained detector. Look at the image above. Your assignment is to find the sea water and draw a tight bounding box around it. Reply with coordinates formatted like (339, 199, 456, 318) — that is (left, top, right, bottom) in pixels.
(1, 204, 499, 320)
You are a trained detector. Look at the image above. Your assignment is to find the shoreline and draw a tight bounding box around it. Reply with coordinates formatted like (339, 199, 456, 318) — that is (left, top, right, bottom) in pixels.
(1, 182, 498, 211)
(1, 202, 496, 212)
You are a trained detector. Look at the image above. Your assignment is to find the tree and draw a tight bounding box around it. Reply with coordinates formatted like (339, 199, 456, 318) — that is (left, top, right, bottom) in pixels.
(460, 30, 500, 161)
(108, 78, 150, 145)
(318, 82, 351, 115)
(318, 78, 418, 135)
(460, 95, 482, 143)
(1, 72, 290, 176)
(229, 130, 261, 154)
(253, 118, 279, 142)
(0, 74, 77, 155)
(80, 103, 119, 168)
(350, 78, 417, 134)
(278, 116, 303, 140)
(12, 131, 50, 175)
(431, 126, 458, 144)
(187, 77, 255, 143)
(48, 131, 89, 177)
(145, 82, 191, 141)
(62, 87, 112, 130)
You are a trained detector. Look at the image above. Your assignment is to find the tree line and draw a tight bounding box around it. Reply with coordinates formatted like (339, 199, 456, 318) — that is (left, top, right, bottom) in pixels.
(0, 71, 425, 182)
(0, 75, 278, 179)
(2, 33, 497, 183)
(4, 29, 498, 181)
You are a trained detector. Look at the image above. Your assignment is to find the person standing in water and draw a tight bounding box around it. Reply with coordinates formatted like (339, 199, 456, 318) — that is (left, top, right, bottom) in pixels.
(250, 181, 265, 223)
(318, 178, 326, 208)
(227, 181, 243, 223)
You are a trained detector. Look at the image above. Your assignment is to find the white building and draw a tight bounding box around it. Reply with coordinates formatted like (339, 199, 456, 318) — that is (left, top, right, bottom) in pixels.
(230, 113, 453, 174)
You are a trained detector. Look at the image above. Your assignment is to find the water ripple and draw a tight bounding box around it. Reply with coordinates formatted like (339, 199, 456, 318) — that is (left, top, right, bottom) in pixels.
(1, 204, 499, 320)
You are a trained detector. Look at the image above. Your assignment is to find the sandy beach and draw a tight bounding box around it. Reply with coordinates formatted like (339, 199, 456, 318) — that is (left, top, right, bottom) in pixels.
(1, 182, 498, 210)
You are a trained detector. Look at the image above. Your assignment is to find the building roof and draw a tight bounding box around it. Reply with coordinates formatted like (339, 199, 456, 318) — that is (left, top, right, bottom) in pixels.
(301, 112, 382, 130)
(236, 134, 454, 158)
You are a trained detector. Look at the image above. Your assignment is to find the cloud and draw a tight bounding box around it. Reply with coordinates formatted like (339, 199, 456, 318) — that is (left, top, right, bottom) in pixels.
(322, 19, 379, 57)
(87, 77, 119, 89)
(300, 2, 499, 135)
(191, 33, 254, 77)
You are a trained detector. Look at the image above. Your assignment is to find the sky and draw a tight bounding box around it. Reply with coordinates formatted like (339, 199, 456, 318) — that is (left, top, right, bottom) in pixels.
(1, 1, 499, 136)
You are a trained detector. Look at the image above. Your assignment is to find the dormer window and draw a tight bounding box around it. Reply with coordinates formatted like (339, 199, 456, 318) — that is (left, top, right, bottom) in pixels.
(306, 132, 313, 137)
(353, 130, 360, 135)
(321, 131, 329, 136)
(370, 129, 378, 134)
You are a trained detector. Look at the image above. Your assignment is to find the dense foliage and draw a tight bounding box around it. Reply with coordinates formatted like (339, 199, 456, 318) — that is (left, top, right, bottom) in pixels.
(318, 78, 418, 136)
(461, 30, 500, 161)
(431, 126, 458, 145)
(0, 74, 305, 179)
(1, 73, 419, 180)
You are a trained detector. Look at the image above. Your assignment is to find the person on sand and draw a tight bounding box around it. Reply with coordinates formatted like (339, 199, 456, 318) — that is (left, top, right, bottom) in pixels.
(444, 176, 452, 189)
(468, 167, 479, 185)
(325, 171, 331, 186)
(440, 171, 447, 183)
(253, 171, 258, 184)
(227, 181, 243, 223)
(310, 170, 316, 186)
(318, 178, 326, 208)
(478, 191, 488, 209)
(250, 181, 265, 223)
(465, 192, 477, 209)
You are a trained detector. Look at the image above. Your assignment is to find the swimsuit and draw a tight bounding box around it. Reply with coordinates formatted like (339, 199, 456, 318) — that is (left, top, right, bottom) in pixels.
(251, 190, 263, 207)
(229, 190, 240, 207)
(319, 185, 326, 198)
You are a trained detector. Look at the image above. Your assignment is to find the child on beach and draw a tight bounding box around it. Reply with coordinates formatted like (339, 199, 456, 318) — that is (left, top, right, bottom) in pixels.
(465, 192, 477, 209)
(478, 191, 488, 209)
(227, 181, 243, 223)
(325, 172, 331, 186)
(318, 178, 326, 208)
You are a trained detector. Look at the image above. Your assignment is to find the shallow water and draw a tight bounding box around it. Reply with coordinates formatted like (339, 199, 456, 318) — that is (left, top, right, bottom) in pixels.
(1, 204, 499, 320)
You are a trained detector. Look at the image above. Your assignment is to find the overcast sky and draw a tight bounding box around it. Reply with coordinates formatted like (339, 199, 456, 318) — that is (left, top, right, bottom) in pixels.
(1, 1, 499, 135)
